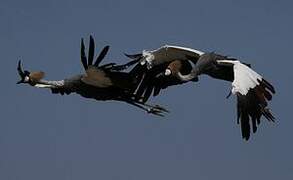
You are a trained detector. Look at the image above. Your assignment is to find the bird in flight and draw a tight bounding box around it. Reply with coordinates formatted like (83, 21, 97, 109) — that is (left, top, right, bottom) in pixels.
(16, 36, 168, 116)
(125, 45, 276, 140)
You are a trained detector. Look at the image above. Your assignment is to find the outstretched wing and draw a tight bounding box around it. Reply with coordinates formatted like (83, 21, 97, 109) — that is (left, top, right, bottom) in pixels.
(80, 35, 110, 71)
(81, 66, 136, 91)
(94, 46, 110, 67)
(145, 45, 204, 66)
(79, 36, 137, 91)
(218, 60, 275, 140)
(164, 45, 204, 62)
(123, 45, 206, 100)
(80, 39, 88, 70)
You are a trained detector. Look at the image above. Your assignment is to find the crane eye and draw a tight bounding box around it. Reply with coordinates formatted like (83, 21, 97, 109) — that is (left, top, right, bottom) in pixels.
(164, 69, 171, 76)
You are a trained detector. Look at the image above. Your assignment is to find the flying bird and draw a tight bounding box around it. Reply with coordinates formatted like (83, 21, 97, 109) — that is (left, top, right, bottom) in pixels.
(125, 45, 276, 140)
(16, 36, 168, 116)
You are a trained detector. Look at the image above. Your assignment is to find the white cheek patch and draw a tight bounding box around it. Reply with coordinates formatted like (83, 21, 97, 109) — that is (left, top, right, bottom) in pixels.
(164, 69, 172, 76)
(24, 76, 30, 82)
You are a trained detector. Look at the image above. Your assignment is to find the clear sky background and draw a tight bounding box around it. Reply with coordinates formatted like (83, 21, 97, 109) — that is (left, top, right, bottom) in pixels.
(1, 0, 292, 179)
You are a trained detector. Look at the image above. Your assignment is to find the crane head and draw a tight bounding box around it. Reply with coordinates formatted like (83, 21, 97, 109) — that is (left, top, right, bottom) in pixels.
(16, 60, 45, 85)
(16, 60, 31, 84)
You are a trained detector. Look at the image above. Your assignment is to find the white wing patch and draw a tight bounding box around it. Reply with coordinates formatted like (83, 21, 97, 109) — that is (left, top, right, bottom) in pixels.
(141, 45, 205, 68)
(164, 45, 205, 56)
(231, 61, 262, 95)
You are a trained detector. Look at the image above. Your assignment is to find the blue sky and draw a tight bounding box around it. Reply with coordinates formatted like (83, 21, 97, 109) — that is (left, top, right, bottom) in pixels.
(1, 0, 292, 179)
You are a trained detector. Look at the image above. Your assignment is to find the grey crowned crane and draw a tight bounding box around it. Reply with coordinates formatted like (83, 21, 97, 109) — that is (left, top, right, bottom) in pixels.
(16, 36, 168, 116)
(125, 45, 276, 140)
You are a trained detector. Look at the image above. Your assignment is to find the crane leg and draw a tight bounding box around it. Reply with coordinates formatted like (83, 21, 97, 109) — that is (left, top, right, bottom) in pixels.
(124, 100, 168, 117)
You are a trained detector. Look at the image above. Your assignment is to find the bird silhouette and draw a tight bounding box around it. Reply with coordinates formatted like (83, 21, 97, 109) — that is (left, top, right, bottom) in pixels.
(17, 36, 168, 116)
(125, 45, 275, 140)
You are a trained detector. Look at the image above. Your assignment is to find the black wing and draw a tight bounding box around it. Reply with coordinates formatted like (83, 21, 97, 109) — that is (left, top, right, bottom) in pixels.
(236, 79, 275, 140)
(133, 60, 194, 103)
(133, 63, 168, 102)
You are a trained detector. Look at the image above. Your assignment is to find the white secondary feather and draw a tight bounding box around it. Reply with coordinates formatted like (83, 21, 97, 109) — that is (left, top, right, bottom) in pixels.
(141, 45, 205, 68)
(164, 45, 205, 56)
(217, 60, 263, 95)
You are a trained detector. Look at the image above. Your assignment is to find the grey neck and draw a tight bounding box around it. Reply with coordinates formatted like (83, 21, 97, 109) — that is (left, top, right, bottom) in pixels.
(176, 68, 199, 82)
